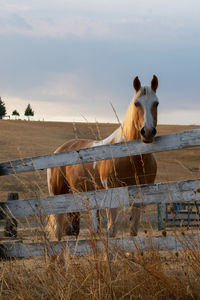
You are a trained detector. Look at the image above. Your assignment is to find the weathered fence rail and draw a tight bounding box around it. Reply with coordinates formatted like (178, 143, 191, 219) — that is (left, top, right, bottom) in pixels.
(0, 129, 200, 258)
(0, 129, 200, 176)
(1, 233, 200, 259)
(0, 178, 200, 220)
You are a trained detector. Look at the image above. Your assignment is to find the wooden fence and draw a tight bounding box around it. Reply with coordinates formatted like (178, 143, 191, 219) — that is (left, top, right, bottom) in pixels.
(0, 129, 200, 259)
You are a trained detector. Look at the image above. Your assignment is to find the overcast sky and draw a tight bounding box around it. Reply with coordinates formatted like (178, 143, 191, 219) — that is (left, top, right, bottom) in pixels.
(0, 0, 200, 124)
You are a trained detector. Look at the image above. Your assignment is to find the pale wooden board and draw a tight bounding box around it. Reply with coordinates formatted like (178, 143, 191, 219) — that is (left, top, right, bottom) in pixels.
(0, 178, 200, 219)
(167, 215, 200, 220)
(0, 129, 200, 176)
(1, 233, 200, 258)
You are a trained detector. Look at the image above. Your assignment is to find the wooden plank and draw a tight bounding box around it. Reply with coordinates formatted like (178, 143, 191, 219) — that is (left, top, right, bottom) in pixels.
(167, 214, 200, 221)
(1, 233, 200, 258)
(0, 129, 200, 176)
(167, 211, 200, 215)
(171, 203, 200, 207)
(1, 178, 200, 220)
(167, 222, 200, 227)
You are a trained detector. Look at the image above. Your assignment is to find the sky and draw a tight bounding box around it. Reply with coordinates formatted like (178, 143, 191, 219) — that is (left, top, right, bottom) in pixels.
(0, 0, 200, 124)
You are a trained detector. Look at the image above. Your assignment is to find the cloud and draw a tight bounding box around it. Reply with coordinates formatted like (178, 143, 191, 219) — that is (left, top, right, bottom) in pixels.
(3, 71, 123, 123)
(0, 0, 199, 40)
(159, 109, 200, 125)
(30, 17, 111, 39)
(4, 94, 118, 123)
(37, 73, 86, 100)
(0, 3, 30, 12)
(34, 72, 109, 101)
(8, 14, 32, 30)
(0, 13, 32, 34)
(5, 92, 200, 125)
(0, 0, 200, 125)
(30, 72, 124, 122)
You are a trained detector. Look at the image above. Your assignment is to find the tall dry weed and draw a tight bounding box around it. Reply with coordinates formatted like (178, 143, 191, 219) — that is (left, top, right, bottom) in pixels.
(1, 225, 200, 299)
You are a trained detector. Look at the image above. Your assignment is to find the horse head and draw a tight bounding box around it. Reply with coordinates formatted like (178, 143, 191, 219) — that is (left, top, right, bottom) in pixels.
(133, 75, 159, 143)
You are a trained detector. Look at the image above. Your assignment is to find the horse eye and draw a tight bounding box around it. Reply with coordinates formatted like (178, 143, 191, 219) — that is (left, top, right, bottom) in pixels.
(135, 102, 140, 107)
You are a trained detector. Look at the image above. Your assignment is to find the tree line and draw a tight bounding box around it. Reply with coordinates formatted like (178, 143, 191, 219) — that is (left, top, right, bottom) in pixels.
(0, 97, 34, 120)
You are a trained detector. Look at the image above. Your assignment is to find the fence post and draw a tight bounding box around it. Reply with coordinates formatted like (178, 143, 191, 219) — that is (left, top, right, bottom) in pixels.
(4, 193, 18, 238)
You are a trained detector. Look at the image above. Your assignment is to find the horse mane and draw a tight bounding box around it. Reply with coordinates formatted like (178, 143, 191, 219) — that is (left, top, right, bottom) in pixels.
(116, 98, 139, 142)
(96, 99, 140, 145)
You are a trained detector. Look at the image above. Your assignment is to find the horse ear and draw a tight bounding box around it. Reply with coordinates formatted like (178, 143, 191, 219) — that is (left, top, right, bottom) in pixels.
(133, 76, 141, 92)
(151, 75, 158, 92)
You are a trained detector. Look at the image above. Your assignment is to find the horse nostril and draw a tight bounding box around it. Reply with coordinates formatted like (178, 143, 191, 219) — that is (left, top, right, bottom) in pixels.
(140, 127, 145, 137)
(152, 128, 157, 136)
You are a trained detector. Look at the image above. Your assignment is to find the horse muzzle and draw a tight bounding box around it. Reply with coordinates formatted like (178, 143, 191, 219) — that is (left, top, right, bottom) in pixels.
(140, 127, 157, 143)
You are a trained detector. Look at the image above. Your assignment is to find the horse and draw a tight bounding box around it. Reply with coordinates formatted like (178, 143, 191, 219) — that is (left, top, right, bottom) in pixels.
(47, 75, 159, 240)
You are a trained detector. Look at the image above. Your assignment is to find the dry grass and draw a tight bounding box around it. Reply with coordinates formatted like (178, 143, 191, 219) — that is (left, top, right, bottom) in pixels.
(0, 120, 200, 299)
(1, 235, 200, 299)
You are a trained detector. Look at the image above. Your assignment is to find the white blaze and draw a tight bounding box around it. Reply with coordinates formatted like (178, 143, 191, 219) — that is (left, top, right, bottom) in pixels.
(135, 86, 159, 130)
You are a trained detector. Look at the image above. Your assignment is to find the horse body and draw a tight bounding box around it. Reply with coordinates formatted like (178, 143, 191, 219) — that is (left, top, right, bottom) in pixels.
(47, 75, 159, 240)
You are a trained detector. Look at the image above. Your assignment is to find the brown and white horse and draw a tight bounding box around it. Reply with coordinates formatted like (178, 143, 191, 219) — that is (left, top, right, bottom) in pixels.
(47, 75, 159, 240)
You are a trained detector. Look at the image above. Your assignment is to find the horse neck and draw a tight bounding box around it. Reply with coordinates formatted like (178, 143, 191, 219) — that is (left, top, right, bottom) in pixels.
(117, 100, 140, 142)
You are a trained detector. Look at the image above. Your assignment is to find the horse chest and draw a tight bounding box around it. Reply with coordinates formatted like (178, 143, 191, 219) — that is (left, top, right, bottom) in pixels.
(101, 154, 157, 187)
(115, 156, 145, 184)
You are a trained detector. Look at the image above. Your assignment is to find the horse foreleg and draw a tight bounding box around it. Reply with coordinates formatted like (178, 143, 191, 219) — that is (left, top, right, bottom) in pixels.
(106, 208, 118, 237)
(129, 205, 141, 236)
(55, 214, 66, 241)
(65, 213, 80, 237)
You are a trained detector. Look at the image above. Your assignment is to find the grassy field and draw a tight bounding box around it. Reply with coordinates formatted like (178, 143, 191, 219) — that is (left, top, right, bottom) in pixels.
(0, 120, 200, 299)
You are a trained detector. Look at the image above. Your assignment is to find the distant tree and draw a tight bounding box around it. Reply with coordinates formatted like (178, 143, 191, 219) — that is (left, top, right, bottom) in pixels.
(24, 104, 34, 120)
(12, 110, 20, 119)
(0, 97, 6, 119)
